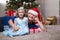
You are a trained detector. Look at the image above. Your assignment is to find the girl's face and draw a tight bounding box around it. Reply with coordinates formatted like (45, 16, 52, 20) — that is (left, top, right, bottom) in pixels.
(28, 13, 36, 21)
(18, 10, 24, 18)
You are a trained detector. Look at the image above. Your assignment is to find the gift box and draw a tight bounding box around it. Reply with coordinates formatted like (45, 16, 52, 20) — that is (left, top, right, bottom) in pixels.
(46, 16, 57, 25)
(29, 28, 40, 34)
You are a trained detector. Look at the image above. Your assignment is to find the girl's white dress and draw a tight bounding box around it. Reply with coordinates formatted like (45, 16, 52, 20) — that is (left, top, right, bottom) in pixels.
(3, 17, 29, 37)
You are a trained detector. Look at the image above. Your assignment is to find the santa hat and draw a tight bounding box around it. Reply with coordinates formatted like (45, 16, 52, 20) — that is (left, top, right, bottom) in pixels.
(28, 8, 38, 16)
(28, 8, 43, 21)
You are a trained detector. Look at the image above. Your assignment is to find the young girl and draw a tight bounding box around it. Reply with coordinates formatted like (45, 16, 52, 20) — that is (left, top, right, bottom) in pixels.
(28, 8, 46, 34)
(3, 7, 29, 37)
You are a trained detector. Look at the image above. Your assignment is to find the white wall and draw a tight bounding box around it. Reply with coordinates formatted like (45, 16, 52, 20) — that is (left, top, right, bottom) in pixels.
(0, 0, 6, 17)
(39, 0, 59, 18)
(39, 0, 59, 24)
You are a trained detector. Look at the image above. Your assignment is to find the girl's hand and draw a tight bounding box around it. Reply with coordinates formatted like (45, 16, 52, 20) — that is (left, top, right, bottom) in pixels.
(13, 27, 20, 32)
(37, 28, 42, 32)
(13, 29, 19, 32)
(35, 17, 39, 21)
(35, 17, 39, 22)
(42, 28, 47, 32)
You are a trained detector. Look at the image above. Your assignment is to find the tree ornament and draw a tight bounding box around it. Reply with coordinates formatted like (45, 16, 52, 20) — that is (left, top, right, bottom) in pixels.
(23, 1, 26, 6)
(6, 10, 15, 17)
(29, 2, 32, 5)
(26, 3, 28, 5)
(30, 5, 32, 8)
(15, 0, 17, 1)
(23, 1, 26, 4)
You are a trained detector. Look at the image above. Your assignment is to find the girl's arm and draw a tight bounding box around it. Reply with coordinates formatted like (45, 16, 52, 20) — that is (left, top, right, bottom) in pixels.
(8, 19, 19, 31)
(35, 17, 47, 32)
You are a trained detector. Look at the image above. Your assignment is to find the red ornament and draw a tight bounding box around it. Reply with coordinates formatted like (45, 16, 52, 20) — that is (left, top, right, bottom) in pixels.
(30, 5, 32, 9)
(6, 10, 15, 17)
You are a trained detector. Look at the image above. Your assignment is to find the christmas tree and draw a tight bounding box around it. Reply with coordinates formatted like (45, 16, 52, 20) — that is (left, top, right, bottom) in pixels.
(6, 0, 39, 10)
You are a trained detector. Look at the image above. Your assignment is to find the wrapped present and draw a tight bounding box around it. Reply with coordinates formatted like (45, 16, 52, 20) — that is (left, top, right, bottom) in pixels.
(47, 16, 57, 21)
(29, 28, 34, 34)
(29, 28, 40, 34)
(6, 10, 15, 17)
(46, 21, 52, 25)
(46, 16, 57, 25)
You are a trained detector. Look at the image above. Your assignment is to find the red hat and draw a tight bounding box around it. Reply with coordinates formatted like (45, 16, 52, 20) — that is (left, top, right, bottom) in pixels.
(28, 8, 38, 16)
(28, 8, 42, 21)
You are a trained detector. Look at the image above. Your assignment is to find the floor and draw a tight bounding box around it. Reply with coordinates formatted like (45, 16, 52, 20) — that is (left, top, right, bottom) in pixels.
(0, 25, 60, 40)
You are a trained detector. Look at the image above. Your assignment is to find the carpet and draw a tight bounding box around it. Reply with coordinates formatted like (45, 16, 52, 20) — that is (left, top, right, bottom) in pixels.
(0, 25, 60, 40)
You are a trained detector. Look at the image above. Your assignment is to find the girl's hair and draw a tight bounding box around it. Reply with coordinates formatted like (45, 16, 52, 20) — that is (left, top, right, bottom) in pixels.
(16, 7, 25, 17)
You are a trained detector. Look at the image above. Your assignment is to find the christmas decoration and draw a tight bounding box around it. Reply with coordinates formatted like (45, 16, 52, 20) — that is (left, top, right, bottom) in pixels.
(5, 0, 39, 10)
(29, 28, 40, 34)
(6, 9, 15, 17)
(46, 16, 57, 25)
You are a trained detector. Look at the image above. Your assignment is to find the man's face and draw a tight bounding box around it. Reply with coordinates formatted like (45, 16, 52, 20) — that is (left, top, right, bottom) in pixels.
(28, 13, 36, 21)
(18, 10, 24, 18)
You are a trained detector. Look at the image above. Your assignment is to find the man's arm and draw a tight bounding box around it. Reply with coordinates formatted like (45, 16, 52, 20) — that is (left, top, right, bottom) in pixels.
(8, 19, 19, 31)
